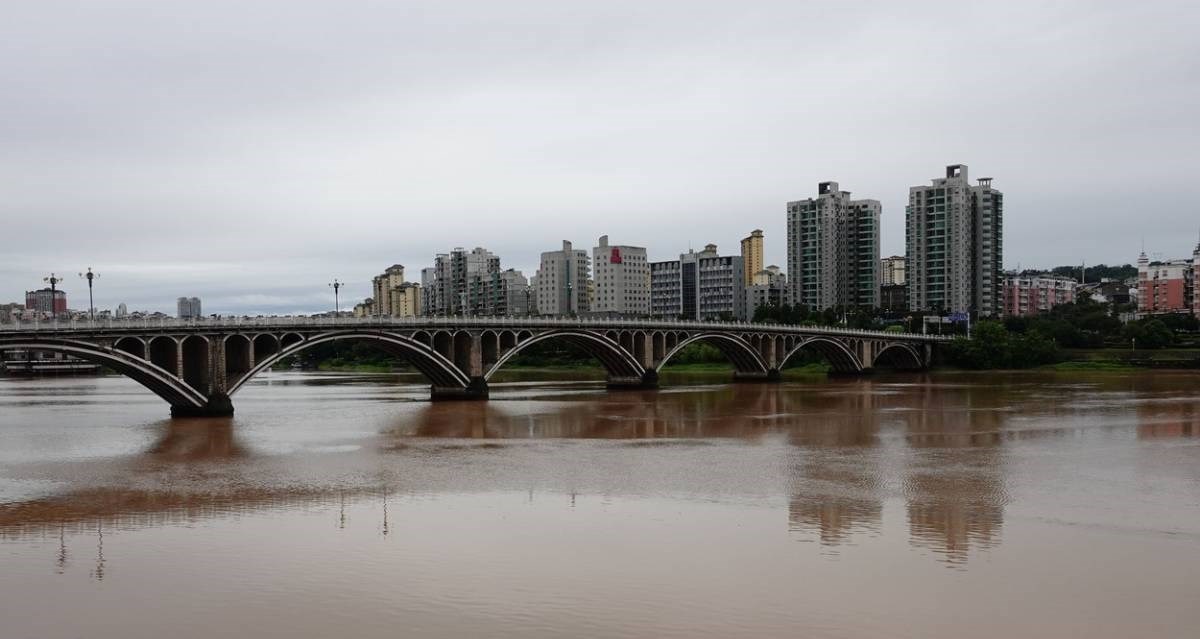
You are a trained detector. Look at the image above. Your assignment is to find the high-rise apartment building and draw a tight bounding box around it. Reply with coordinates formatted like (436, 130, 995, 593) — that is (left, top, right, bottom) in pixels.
(419, 267, 437, 315)
(176, 297, 202, 319)
(880, 255, 906, 286)
(786, 181, 880, 311)
(592, 235, 650, 316)
(499, 269, 532, 316)
(425, 247, 503, 316)
(390, 283, 421, 317)
(535, 240, 591, 315)
(371, 265, 406, 316)
(740, 229, 764, 287)
(906, 165, 1003, 316)
(650, 244, 745, 320)
(650, 260, 682, 318)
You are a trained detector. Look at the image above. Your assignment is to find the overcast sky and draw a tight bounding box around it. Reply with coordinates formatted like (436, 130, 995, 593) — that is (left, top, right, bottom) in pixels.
(3, 1, 1198, 314)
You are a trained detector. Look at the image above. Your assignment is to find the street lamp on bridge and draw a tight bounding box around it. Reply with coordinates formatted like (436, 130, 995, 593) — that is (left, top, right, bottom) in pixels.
(78, 268, 99, 322)
(328, 279, 343, 315)
(43, 273, 64, 319)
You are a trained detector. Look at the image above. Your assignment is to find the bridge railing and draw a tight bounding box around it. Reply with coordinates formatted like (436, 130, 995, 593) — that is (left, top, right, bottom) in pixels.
(0, 315, 950, 341)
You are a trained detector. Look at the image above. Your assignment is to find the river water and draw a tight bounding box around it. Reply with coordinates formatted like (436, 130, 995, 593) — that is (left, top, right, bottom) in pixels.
(1, 370, 1198, 638)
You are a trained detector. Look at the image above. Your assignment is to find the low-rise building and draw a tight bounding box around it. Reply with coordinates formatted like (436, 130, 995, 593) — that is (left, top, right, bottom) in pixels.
(0, 303, 24, 324)
(745, 266, 787, 319)
(353, 299, 373, 318)
(1137, 250, 1195, 317)
(26, 288, 67, 316)
(1002, 272, 1077, 317)
(881, 284, 908, 312)
(1078, 280, 1135, 307)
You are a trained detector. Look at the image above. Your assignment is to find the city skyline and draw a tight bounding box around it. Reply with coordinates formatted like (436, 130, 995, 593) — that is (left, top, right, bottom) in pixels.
(7, 216, 1196, 318)
(3, 2, 1198, 314)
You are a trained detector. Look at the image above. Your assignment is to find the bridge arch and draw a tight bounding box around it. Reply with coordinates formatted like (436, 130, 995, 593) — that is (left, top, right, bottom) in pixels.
(872, 343, 924, 370)
(0, 338, 206, 409)
(223, 334, 252, 382)
(483, 330, 644, 381)
(113, 336, 146, 359)
(252, 333, 280, 362)
(780, 337, 864, 374)
(227, 331, 470, 395)
(148, 336, 179, 376)
(181, 335, 210, 392)
(655, 333, 770, 375)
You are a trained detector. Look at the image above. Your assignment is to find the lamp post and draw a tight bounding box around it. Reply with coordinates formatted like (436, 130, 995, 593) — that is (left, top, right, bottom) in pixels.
(43, 273, 63, 320)
(78, 268, 99, 322)
(328, 279, 343, 315)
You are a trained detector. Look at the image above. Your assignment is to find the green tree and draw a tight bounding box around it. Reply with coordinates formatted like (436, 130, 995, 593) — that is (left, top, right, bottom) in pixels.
(945, 321, 1059, 369)
(1124, 319, 1174, 349)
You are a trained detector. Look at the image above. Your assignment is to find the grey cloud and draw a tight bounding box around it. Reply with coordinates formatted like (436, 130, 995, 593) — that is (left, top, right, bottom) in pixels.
(2, 1, 1198, 313)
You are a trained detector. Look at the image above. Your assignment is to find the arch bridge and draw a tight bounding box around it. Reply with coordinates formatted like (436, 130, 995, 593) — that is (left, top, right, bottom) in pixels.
(0, 317, 945, 417)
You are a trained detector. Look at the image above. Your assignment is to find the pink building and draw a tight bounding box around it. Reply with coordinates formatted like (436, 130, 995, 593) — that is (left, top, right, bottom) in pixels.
(1137, 251, 1195, 317)
(24, 288, 67, 315)
(1002, 272, 1077, 317)
(1194, 240, 1200, 318)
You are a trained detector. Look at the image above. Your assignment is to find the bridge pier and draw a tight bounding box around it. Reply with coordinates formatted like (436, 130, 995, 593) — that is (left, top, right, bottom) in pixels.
(430, 377, 489, 401)
(171, 393, 235, 418)
(606, 369, 659, 391)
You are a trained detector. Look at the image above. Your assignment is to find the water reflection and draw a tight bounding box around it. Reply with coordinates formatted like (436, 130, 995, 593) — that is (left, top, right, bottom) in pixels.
(2, 371, 1198, 570)
(785, 382, 884, 547)
(899, 382, 1008, 564)
(143, 417, 246, 460)
(394, 384, 786, 440)
(1138, 392, 1200, 439)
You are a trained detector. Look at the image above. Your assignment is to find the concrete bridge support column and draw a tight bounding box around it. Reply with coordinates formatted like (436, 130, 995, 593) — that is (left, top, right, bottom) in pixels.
(466, 333, 488, 399)
(859, 341, 876, 374)
(606, 369, 658, 391)
(172, 337, 236, 418)
(432, 333, 488, 401)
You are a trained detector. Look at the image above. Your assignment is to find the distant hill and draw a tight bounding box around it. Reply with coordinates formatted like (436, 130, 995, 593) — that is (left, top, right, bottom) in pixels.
(1046, 263, 1137, 282)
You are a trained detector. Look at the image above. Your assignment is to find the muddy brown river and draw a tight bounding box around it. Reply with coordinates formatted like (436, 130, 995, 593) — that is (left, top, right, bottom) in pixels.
(1, 370, 1198, 638)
